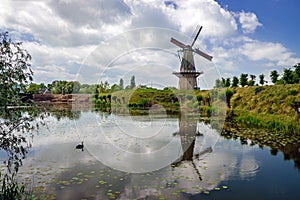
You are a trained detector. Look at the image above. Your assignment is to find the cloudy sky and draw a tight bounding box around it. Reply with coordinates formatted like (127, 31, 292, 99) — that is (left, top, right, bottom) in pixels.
(1, 0, 299, 89)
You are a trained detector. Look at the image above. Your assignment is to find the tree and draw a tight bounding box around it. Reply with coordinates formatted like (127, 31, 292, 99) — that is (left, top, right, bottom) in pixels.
(259, 74, 267, 86)
(282, 68, 294, 84)
(0, 32, 39, 172)
(110, 83, 121, 92)
(248, 75, 256, 86)
(119, 78, 124, 90)
(50, 80, 67, 94)
(72, 81, 80, 93)
(239, 73, 248, 87)
(130, 75, 136, 89)
(293, 63, 300, 83)
(221, 77, 226, 87)
(214, 79, 223, 88)
(65, 81, 74, 94)
(26, 83, 40, 94)
(97, 81, 110, 93)
(231, 76, 239, 87)
(270, 70, 279, 84)
(224, 78, 231, 87)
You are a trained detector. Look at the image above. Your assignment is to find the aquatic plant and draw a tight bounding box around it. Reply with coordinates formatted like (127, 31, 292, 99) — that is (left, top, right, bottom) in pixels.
(0, 171, 35, 200)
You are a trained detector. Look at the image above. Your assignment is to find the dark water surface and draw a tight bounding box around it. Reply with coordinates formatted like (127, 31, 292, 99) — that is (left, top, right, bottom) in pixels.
(6, 109, 300, 199)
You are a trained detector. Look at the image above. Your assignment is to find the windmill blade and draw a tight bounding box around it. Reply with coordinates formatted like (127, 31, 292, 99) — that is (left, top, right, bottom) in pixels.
(170, 37, 186, 49)
(191, 26, 203, 47)
(194, 48, 213, 61)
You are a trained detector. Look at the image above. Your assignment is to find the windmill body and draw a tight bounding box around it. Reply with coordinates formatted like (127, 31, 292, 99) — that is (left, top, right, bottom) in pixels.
(171, 26, 212, 90)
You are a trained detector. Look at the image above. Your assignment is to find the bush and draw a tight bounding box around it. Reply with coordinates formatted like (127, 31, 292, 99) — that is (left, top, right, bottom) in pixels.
(196, 95, 203, 102)
(288, 89, 298, 96)
(206, 107, 212, 117)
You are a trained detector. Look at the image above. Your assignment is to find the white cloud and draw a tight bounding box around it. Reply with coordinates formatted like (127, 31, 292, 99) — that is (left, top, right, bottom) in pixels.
(165, 0, 238, 38)
(239, 40, 298, 66)
(0, 0, 299, 87)
(238, 11, 262, 33)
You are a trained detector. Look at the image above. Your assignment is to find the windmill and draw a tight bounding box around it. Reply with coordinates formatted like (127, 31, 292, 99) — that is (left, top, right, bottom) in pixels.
(171, 26, 213, 90)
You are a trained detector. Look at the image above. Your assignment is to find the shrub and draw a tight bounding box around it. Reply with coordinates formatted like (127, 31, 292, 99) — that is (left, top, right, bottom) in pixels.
(206, 107, 212, 117)
(288, 89, 298, 96)
(196, 95, 203, 102)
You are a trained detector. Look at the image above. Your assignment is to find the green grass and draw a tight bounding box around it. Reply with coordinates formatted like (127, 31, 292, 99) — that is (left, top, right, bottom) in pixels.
(230, 84, 300, 135)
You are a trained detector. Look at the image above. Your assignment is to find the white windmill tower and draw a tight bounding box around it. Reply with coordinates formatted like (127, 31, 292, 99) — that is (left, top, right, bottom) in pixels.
(171, 26, 213, 90)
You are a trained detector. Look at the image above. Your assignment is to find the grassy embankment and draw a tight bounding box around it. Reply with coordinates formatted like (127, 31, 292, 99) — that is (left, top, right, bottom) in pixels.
(229, 84, 300, 134)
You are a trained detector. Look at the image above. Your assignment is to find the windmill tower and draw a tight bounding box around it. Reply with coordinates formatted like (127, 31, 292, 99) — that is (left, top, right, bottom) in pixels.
(171, 26, 213, 90)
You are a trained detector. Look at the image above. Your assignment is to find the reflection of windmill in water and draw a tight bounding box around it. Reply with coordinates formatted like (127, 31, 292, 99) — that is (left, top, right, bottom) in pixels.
(172, 112, 213, 181)
(171, 25, 213, 90)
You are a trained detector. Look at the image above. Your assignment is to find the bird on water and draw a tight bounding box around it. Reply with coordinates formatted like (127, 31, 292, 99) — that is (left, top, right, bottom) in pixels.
(76, 141, 84, 151)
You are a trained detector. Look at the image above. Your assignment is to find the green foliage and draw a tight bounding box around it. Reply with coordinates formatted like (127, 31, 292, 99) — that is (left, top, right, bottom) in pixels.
(206, 106, 212, 117)
(288, 89, 298, 96)
(0, 32, 43, 199)
(225, 89, 234, 108)
(294, 63, 300, 82)
(239, 73, 248, 87)
(0, 171, 35, 200)
(270, 70, 279, 84)
(97, 81, 110, 94)
(231, 84, 300, 134)
(231, 76, 239, 87)
(259, 74, 267, 86)
(0, 32, 42, 172)
(282, 68, 295, 84)
(110, 84, 121, 92)
(224, 78, 231, 87)
(214, 79, 223, 88)
(79, 84, 97, 94)
(0, 32, 33, 108)
(196, 94, 203, 102)
(248, 75, 256, 86)
(25, 83, 40, 94)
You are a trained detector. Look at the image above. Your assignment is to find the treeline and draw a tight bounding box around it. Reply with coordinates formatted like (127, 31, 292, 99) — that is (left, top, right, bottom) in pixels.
(25, 76, 137, 95)
(215, 63, 300, 88)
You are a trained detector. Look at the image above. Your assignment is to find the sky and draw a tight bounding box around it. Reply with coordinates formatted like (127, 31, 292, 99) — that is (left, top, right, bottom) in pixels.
(0, 0, 299, 89)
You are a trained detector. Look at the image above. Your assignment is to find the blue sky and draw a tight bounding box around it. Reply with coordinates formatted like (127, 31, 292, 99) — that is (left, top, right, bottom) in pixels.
(216, 0, 300, 54)
(0, 0, 299, 88)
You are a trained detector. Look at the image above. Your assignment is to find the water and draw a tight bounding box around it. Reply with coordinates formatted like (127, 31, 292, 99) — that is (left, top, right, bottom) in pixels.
(3, 107, 300, 199)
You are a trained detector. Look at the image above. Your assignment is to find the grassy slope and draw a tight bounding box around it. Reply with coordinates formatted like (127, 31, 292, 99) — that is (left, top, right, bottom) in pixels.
(230, 84, 300, 134)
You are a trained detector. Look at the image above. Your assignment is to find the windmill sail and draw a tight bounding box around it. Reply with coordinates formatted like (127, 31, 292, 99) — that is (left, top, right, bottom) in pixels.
(191, 26, 203, 47)
(170, 38, 186, 49)
(194, 48, 213, 61)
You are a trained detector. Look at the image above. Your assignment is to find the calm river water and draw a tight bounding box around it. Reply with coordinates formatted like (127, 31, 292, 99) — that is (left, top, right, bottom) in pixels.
(5, 106, 300, 200)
